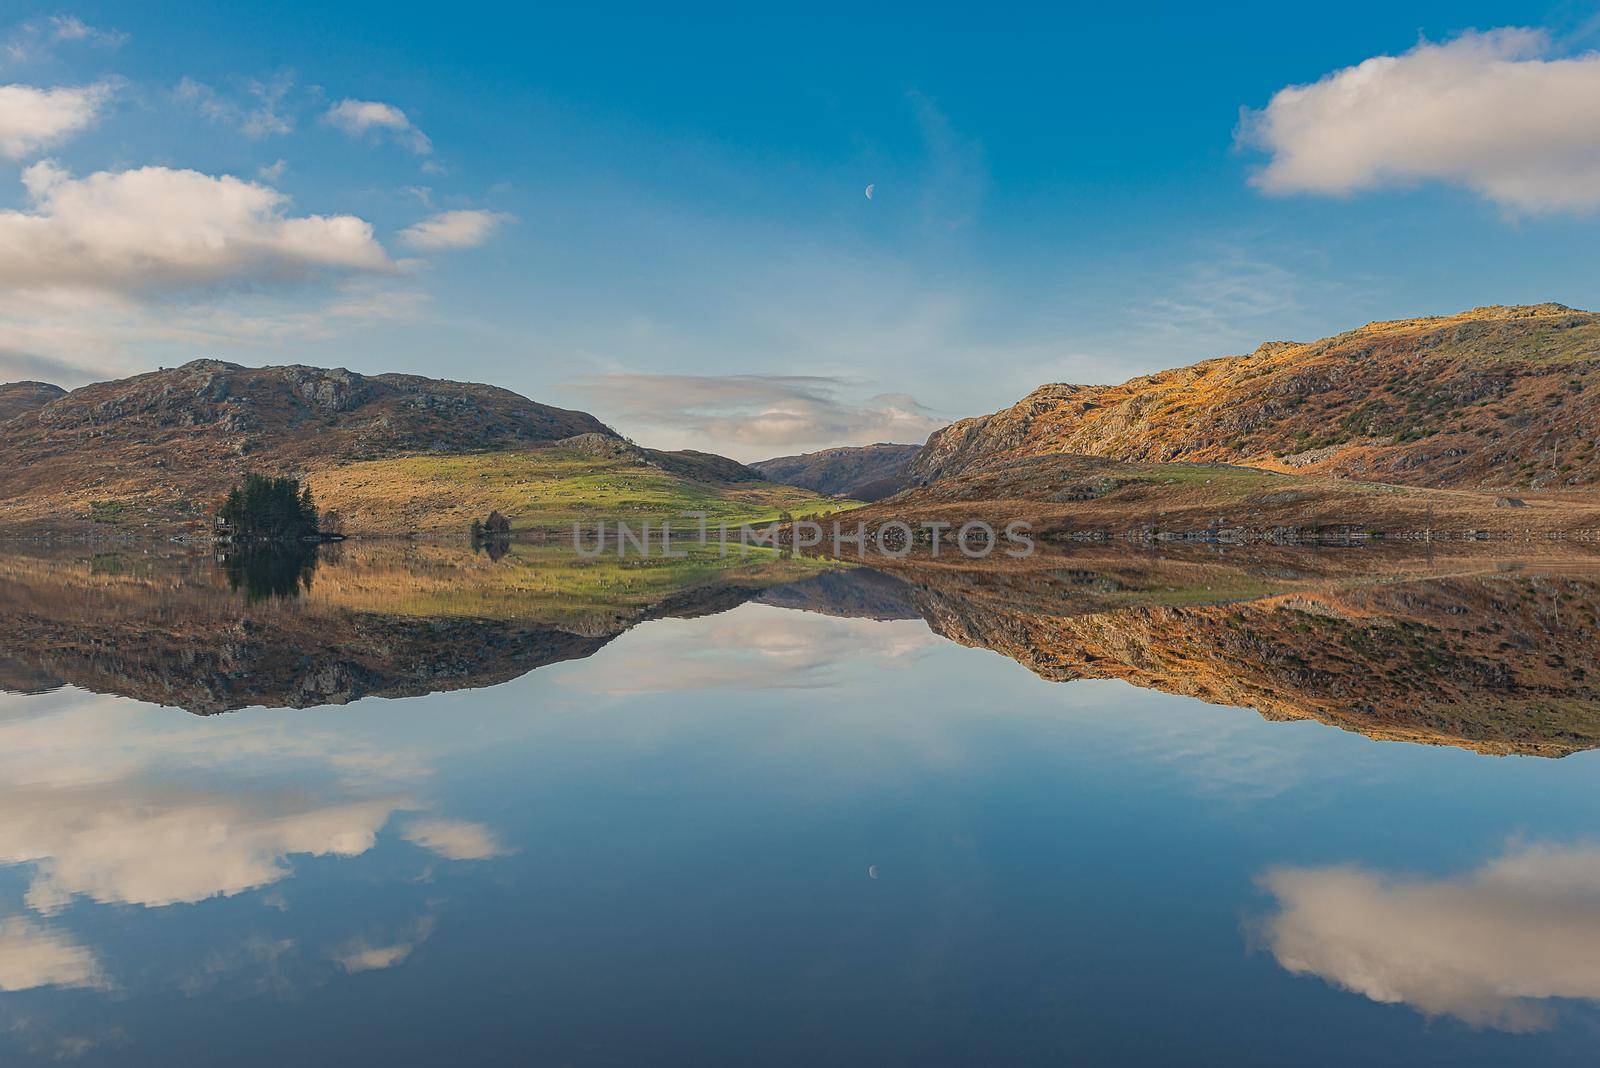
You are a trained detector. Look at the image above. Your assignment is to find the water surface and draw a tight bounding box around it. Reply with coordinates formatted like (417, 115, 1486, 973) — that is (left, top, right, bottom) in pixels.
(1, 544, 1599, 1064)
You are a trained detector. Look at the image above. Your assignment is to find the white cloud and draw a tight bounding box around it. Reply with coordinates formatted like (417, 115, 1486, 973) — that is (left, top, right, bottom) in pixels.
(175, 73, 295, 138)
(1242, 28, 1600, 212)
(398, 209, 512, 250)
(1255, 842, 1600, 1031)
(0, 83, 110, 158)
(43, 15, 123, 48)
(0, 915, 104, 992)
(0, 161, 392, 294)
(566, 372, 944, 459)
(2, 15, 124, 64)
(324, 98, 432, 154)
(400, 818, 508, 861)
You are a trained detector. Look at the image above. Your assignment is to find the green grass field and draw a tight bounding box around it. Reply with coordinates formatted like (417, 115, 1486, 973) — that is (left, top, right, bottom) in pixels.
(312, 447, 860, 535)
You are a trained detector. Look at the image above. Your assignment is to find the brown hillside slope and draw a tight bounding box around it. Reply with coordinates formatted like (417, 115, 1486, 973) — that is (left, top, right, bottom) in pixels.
(912, 304, 1600, 491)
(840, 453, 1600, 541)
(0, 382, 66, 424)
(0, 359, 616, 530)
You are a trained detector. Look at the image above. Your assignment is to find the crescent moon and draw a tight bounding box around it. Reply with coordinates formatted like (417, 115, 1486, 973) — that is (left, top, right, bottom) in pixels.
(865, 184, 875, 200)
(868, 864, 879, 879)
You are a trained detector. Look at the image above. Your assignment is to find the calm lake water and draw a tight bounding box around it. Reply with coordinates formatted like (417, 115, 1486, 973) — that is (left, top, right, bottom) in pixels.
(2, 544, 1600, 1064)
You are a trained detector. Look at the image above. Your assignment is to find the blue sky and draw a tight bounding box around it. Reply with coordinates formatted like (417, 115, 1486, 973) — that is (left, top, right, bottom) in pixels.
(4, 1, 1600, 458)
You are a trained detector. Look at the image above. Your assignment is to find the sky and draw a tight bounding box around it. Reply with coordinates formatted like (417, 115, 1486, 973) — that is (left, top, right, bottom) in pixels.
(5, 1, 1600, 460)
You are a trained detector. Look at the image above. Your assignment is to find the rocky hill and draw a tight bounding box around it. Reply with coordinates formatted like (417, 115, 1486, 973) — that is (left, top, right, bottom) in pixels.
(0, 381, 66, 423)
(911, 304, 1600, 491)
(0, 360, 833, 534)
(752, 443, 920, 500)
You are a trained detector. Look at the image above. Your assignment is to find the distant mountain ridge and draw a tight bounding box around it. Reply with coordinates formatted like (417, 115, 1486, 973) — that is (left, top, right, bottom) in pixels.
(910, 304, 1600, 491)
(751, 443, 921, 500)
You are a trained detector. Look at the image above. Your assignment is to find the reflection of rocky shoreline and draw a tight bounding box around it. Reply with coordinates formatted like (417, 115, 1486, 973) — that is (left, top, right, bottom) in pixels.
(0, 547, 818, 715)
(885, 562, 1600, 757)
(3, 546, 1599, 756)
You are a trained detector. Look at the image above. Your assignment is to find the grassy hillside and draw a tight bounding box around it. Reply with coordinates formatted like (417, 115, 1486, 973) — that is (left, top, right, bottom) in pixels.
(309, 445, 856, 536)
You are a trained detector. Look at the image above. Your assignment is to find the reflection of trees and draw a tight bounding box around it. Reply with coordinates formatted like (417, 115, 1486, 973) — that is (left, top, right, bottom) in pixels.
(220, 543, 320, 601)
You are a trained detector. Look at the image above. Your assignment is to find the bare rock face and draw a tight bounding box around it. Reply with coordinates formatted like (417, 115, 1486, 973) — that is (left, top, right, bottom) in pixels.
(908, 304, 1600, 491)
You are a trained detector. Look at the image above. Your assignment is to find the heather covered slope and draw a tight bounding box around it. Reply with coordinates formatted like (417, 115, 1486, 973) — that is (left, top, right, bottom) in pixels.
(911, 304, 1600, 491)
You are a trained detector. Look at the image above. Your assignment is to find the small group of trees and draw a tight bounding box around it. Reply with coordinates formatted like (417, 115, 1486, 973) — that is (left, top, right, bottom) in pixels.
(469, 511, 512, 559)
(217, 475, 340, 542)
(469, 511, 511, 541)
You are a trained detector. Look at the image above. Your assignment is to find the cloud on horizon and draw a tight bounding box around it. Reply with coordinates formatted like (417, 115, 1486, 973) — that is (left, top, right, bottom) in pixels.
(565, 371, 944, 458)
(1242, 28, 1600, 213)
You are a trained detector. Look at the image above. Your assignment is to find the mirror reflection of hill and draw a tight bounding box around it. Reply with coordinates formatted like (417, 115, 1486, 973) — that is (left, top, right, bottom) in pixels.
(2, 543, 1598, 756)
(872, 547, 1600, 757)
(0, 545, 831, 714)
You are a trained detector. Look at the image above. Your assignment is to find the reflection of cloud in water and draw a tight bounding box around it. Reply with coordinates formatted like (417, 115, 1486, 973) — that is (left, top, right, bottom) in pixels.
(0, 686, 508, 1003)
(0, 695, 427, 910)
(331, 917, 436, 974)
(0, 785, 399, 911)
(0, 916, 104, 992)
(567, 606, 938, 694)
(1255, 843, 1600, 1031)
(401, 818, 509, 861)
